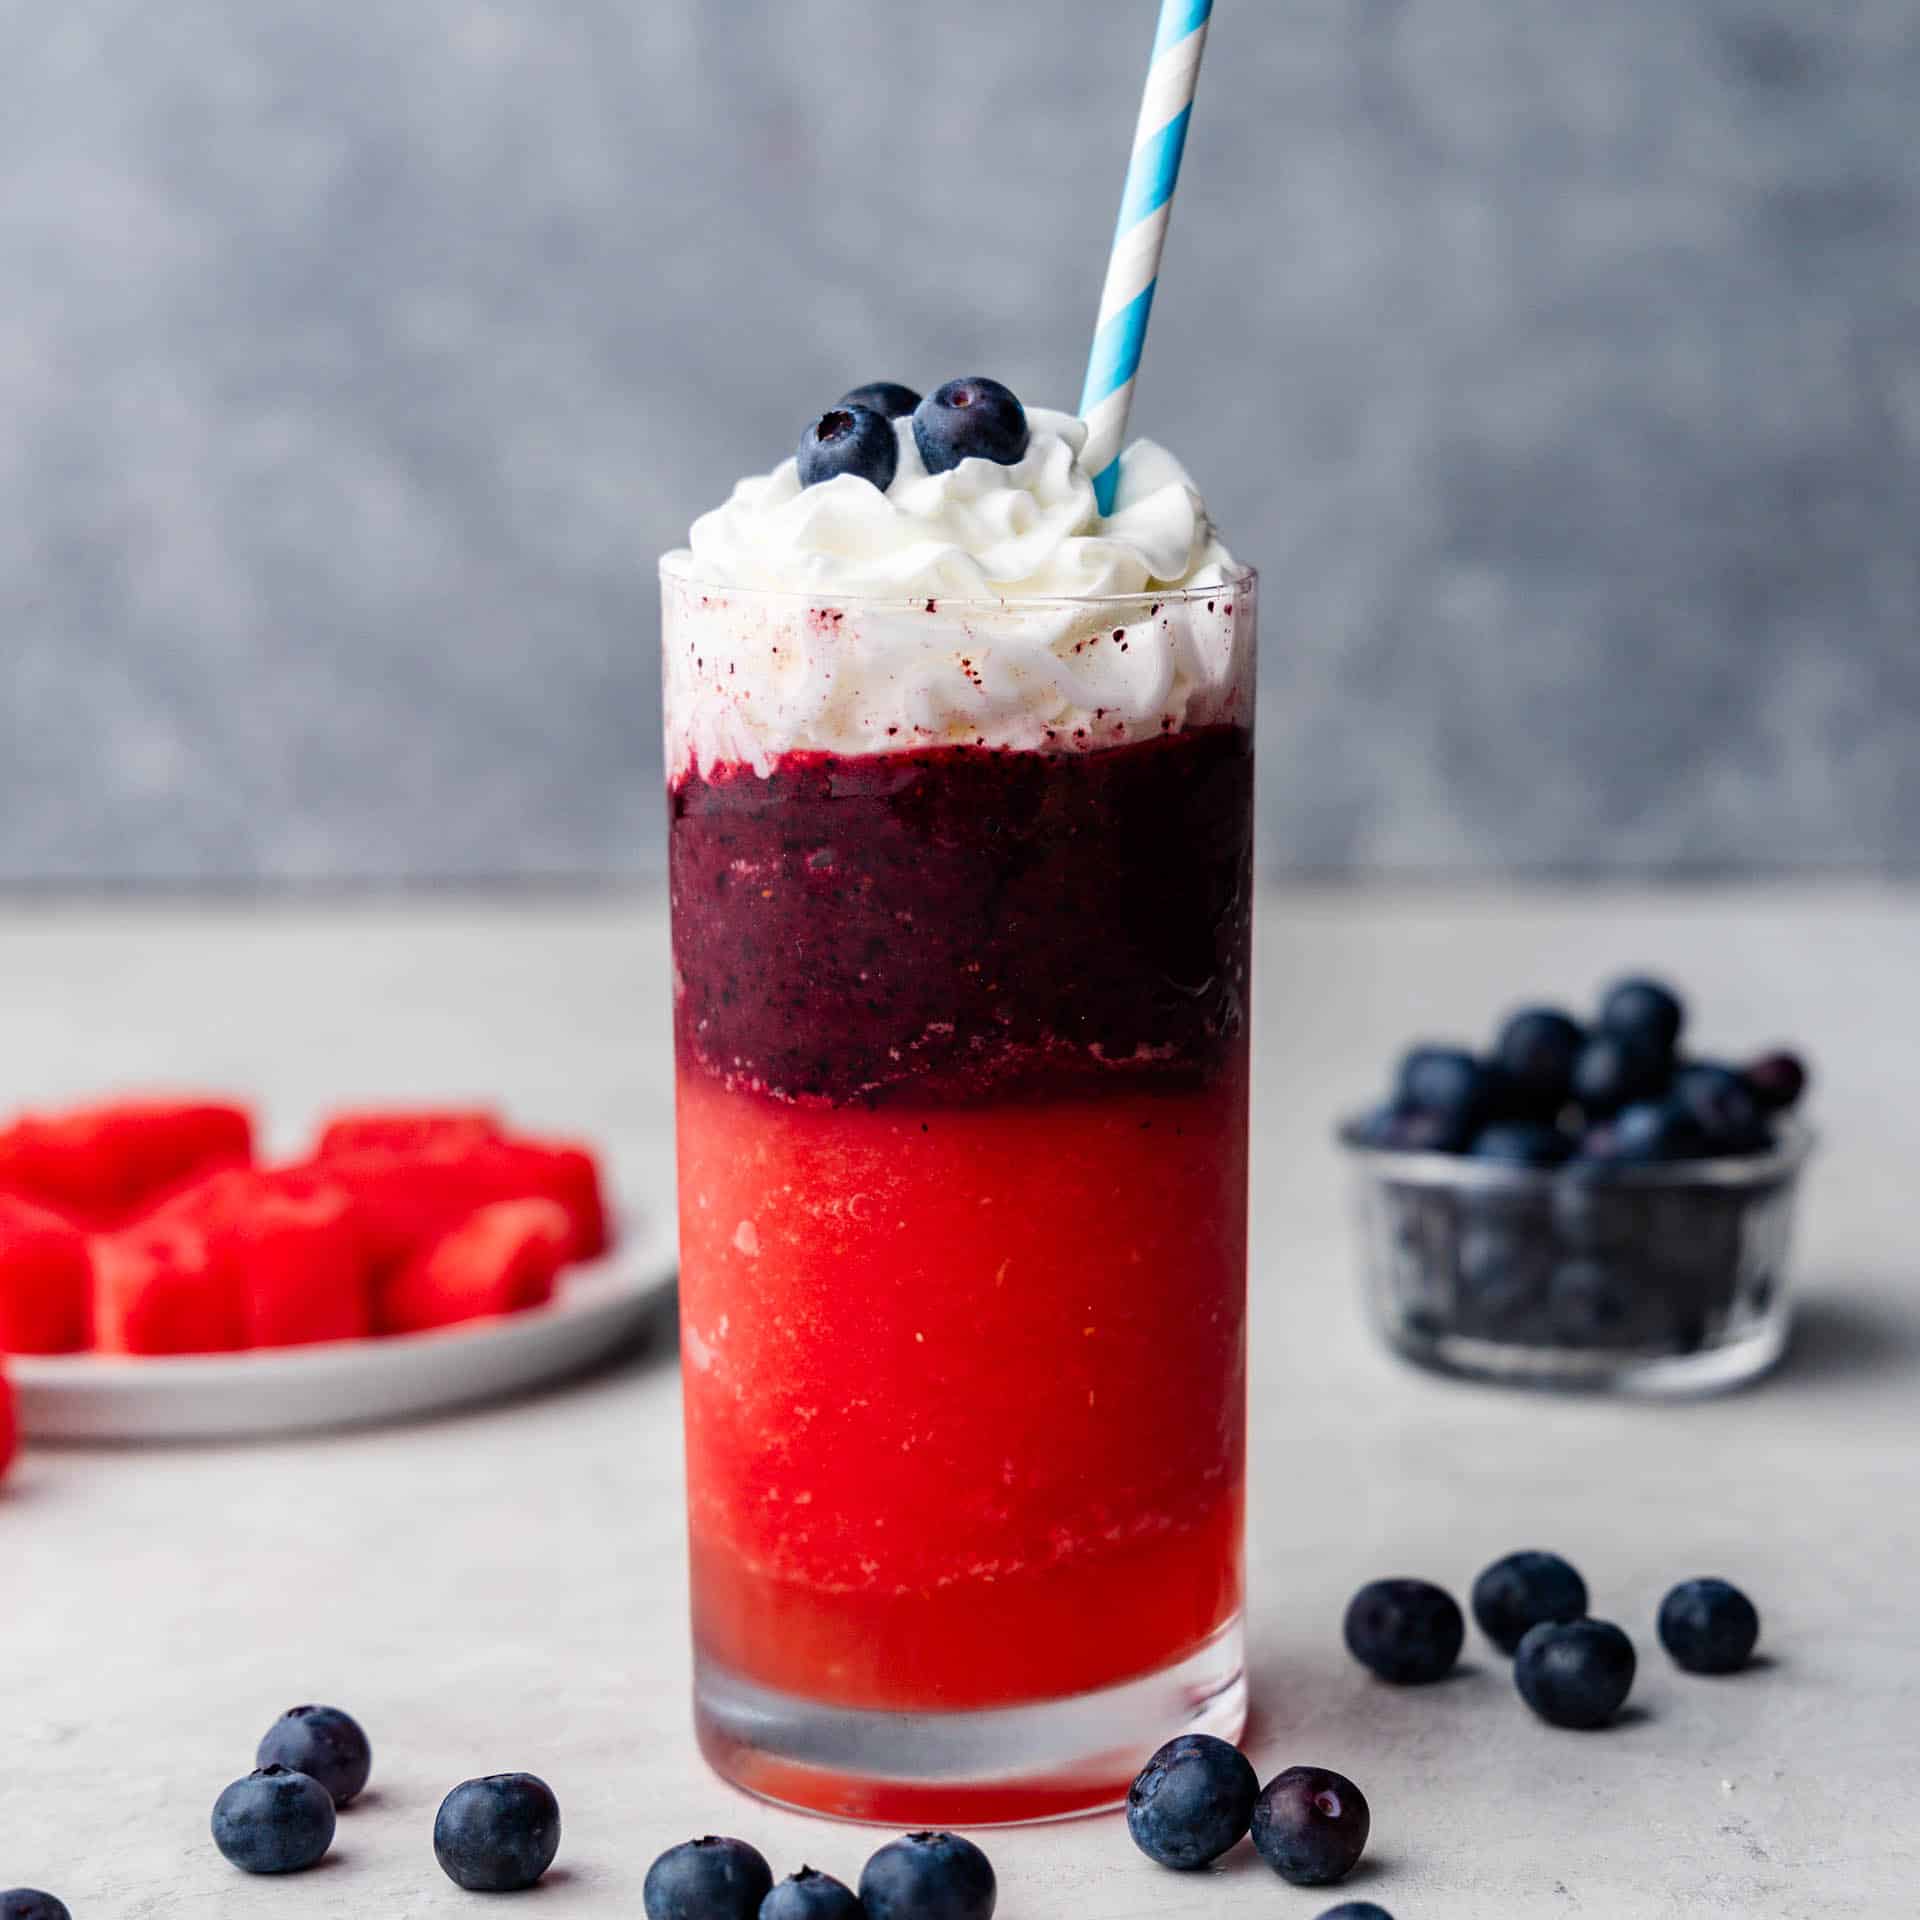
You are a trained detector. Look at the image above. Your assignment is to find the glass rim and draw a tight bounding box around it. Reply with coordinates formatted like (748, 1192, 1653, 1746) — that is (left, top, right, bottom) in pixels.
(1335, 1115, 1815, 1190)
(658, 554, 1257, 613)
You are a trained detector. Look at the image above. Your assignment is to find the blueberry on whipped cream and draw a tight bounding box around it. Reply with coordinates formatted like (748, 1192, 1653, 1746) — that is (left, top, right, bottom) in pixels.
(797, 404, 899, 492)
(912, 376, 1031, 473)
(838, 380, 922, 419)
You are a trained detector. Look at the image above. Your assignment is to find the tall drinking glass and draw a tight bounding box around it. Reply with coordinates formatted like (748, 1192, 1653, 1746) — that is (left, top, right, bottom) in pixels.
(662, 564, 1257, 1822)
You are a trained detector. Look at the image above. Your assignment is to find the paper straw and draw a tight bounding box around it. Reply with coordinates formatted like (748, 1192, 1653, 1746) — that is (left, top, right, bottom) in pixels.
(1077, 0, 1215, 515)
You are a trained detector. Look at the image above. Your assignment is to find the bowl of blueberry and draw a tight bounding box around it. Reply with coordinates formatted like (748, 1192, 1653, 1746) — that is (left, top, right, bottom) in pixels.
(1342, 975, 1812, 1394)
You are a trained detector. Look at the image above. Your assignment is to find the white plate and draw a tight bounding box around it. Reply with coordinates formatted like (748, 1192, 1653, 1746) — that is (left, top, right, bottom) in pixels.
(10, 1215, 678, 1443)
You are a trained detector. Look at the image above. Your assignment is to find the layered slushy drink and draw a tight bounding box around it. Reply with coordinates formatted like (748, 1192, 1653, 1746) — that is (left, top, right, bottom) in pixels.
(663, 382, 1254, 1820)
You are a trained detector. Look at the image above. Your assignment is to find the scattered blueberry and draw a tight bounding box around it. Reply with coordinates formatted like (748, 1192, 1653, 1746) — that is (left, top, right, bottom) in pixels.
(1598, 976, 1685, 1056)
(761, 1866, 864, 1920)
(1344, 1577, 1465, 1684)
(1670, 1063, 1770, 1153)
(1493, 1007, 1585, 1113)
(645, 1837, 775, 1920)
(1744, 1050, 1808, 1113)
(1125, 1733, 1259, 1869)
(1571, 1032, 1670, 1117)
(1514, 1619, 1637, 1729)
(798, 405, 899, 491)
(1314, 1907, 1395, 1920)
(1659, 1578, 1761, 1675)
(210, 1765, 336, 1875)
(859, 1832, 996, 1920)
(256, 1704, 372, 1809)
(433, 1773, 561, 1893)
(1355, 1101, 1472, 1153)
(0, 1894, 71, 1920)
(912, 379, 1030, 475)
(838, 381, 922, 420)
(1471, 1552, 1589, 1654)
(1470, 1121, 1575, 1168)
(1394, 1046, 1492, 1127)
(1250, 1766, 1371, 1887)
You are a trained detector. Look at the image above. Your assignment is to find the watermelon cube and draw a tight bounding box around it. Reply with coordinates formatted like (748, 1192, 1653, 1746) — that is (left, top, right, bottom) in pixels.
(92, 1217, 244, 1355)
(315, 1108, 503, 1159)
(153, 1167, 370, 1349)
(375, 1199, 571, 1336)
(292, 1150, 507, 1276)
(0, 1194, 91, 1354)
(468, 1140, 611, 1262)
(0, 1099, 253, 1226)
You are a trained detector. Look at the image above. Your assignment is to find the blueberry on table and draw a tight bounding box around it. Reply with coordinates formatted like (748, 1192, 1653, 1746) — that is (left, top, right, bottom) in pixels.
(912, 378, 1030, 474)
(1659, 1578, 1761, 1675)
(1470, 1121, 1575, 1168)
(1514, 1619, 1637, 1728)
(645, 1836, 775, 1920)
(1126, 1732, 1259, 1868)
(798, 404, 899, 491)
(1472, 1551, 1589, 1654)
(256, 1703, 372, 1808)
(1344, 1577, 1465, 1684)
(1597, 976, 1685, 1056)
(1493, 1006, 1585, 1112)
(1744, 1050, 1809, 1113)
(1251, 1766, 1371, 1886)
(1315, 1906, 1396, 1920)
(0, 1893, 71, 1920)
(1581, 1097, 1709, 1165)
(433, 1773, 561, 1893)
(839, 380, 922, 419)
(1571, 1032, 1669, 1117)
(761, 1866, 864, 1920)
(859, 1831, 996, 1920)
(1670, 1063, 1770, 1154)
(210, 1765, 336, 1875)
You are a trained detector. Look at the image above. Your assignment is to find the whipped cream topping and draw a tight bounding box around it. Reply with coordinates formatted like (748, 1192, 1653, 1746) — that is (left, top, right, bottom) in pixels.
(668, 408, 1234, 599)
(660, 408, 1251, 777)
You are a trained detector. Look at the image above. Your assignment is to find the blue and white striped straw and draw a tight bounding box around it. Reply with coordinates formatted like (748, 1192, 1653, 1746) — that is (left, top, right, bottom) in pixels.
(1078, 0, 1215, 515)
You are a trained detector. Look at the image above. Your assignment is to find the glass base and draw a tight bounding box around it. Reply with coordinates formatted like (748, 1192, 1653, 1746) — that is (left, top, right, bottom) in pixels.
(693, 1614, 1246, 1826)
(1384, 1305, 1790, 1396)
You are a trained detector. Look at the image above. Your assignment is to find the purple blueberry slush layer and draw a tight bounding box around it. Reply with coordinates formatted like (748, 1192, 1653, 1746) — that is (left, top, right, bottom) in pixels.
(668, 725, 1254, 1106)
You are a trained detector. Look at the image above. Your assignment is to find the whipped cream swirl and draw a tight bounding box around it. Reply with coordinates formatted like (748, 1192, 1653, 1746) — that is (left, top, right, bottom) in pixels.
(660, 407, 1251, 777)
(668, 408, 1234, 598)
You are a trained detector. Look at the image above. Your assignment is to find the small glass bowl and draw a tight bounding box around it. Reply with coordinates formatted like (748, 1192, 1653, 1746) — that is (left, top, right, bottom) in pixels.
(1340, 1121, 1813, 1395)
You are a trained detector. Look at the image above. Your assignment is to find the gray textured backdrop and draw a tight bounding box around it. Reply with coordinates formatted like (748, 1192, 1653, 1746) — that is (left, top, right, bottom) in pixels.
(4, 1, 1917, 884)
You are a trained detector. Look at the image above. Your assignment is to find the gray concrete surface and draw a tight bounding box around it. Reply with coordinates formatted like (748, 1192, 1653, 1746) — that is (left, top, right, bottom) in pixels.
(3, 887, 1917, 1914)
(3, 3, 1919, 884)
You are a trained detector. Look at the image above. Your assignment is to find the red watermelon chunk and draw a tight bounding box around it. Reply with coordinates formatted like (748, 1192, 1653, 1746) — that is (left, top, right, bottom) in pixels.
(0, 1194, 91, 1354)
(305, 1137, 610, 1273)
(314, 1108, 504, 1159)
(0, 1099, 253, 1227)
(151, 1167, 371, 1349)
(473, 1139, 611, 1262)
(375, 1198, 571, 1335)
(92, 1217, 244, 1355)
